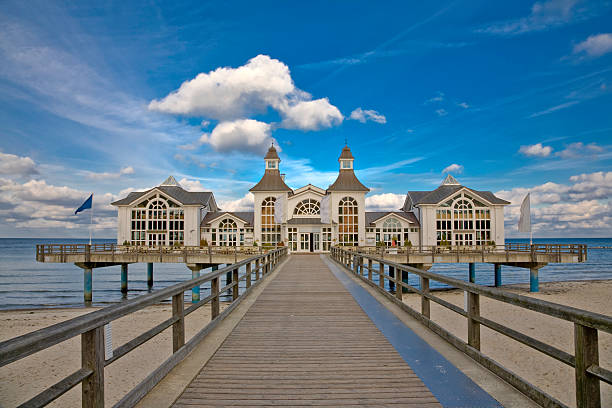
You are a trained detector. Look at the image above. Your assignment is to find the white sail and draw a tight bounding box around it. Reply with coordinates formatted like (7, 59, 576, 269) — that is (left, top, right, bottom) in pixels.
(518, 193, 531, 233)
(320, 194, 331, 224)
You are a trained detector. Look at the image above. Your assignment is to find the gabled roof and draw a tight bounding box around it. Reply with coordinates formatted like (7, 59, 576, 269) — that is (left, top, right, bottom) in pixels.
(441, 174, 460, 185)
(201, 211, 254, 226)
(403, 185, 509, 209)
(292, 184, 326, 197)
(327, 170, 370, 192)
(365, 211, 420, 226)
(249, 169, 292, 192)
(111, 185, 213, 206)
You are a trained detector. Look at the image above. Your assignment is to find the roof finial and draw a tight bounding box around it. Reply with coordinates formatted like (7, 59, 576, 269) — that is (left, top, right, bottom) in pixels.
(271, 140, 274, 147)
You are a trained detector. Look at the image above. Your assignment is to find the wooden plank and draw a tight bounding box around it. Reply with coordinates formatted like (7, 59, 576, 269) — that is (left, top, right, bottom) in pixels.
(172, 255, 441, 407)
(172, 293, 185, 353)
(574, 323, 601, 408)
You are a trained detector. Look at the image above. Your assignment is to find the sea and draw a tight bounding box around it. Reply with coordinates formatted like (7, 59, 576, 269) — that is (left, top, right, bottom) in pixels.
(0, 237, 611, 310)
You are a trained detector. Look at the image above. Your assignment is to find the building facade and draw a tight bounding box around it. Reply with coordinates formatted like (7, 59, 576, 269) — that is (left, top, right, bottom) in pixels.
(112, 147, 509, 251)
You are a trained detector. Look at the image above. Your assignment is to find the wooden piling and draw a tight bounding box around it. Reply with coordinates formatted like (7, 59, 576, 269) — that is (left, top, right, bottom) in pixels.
(120, 264, 128, 294)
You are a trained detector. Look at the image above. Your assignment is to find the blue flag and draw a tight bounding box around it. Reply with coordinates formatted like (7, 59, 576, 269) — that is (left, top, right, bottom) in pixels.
(75, 194, 93, 215)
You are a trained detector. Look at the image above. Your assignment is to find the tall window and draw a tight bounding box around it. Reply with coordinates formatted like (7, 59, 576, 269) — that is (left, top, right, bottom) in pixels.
(261, 197, 281, 246)
(322, 227, 332, 251)
(130, 195, 185, 247)
(453, 199, 473, 230)
(338, 196, 358, 246)
(475, 209, 491, 246)
(436, 209, 452, 245)
(382, 217, 401, 247)
(218, 218, 237, 246)
(293, 199, 320, 215)
(130, 209, 146, 246)
(288, 227, 298, 251)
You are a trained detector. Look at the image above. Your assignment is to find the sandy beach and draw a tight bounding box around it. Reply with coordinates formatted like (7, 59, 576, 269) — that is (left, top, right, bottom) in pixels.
(401, 279, 612, 407)
(1, 280, 610, 408)
(0, 303, 228, 408)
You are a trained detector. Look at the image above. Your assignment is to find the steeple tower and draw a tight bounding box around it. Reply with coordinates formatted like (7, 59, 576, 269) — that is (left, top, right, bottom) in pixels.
(327, 145, 369, 192)
(250, 145, 292, 192)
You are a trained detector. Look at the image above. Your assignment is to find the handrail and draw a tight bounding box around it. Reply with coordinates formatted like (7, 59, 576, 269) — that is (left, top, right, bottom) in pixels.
(1, 247, 288, 408)
(331, 246, 608, 408)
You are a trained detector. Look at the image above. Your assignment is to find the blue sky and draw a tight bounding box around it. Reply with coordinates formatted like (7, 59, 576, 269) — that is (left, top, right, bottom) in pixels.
(0, 0, 611, 237)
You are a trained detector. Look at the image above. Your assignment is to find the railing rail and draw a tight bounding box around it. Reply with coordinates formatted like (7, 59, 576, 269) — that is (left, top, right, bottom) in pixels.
(1, 247, 288, 408)
(331, 246, 609, 408)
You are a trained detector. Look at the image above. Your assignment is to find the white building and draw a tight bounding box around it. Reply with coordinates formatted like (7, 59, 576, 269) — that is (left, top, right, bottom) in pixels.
(112, 146, 509, 251)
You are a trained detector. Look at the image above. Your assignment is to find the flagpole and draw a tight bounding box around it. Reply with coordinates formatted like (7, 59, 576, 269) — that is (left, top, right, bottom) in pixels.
(90, 193, 93, 245)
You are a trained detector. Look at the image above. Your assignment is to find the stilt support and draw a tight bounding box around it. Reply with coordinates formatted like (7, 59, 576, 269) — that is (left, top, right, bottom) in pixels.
(120, 264, 128, 294)
(147, 263, 153, 288)
(530, 268, 539, 292)
(191, 268, 200, 303)
(494, 264, 502, 287)
(84, 268, 93, 303)
(469, 263, 476, 283)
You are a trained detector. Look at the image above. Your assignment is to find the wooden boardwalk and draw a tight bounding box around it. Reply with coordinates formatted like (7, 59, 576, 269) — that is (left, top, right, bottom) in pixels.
(173, 254, 441, 407)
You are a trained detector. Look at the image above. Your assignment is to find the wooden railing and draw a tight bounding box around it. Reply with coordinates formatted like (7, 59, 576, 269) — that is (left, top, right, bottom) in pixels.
(342, 243, 588, 262)
(1, 247, 288, 408)
(331, 247, 610, 408)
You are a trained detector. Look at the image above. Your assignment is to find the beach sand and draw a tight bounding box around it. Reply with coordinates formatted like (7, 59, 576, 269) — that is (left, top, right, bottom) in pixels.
(0, 302, 228, 408)
(0, 281, 610, 407)
(400, 279, 612, 407)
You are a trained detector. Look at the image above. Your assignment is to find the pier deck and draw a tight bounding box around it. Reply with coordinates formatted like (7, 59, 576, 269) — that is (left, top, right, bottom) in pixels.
(172, 255, 497, 407)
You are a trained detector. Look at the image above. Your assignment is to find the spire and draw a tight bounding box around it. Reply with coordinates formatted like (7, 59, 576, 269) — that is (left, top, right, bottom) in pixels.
(441, 174, 460, 186)
(161, 175, 182, 187)
(250, 143, 291, 192)
(328, 145, 369, 192)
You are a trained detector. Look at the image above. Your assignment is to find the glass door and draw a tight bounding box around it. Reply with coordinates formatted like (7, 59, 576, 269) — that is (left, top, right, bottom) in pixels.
(299, 233, 310, 252)
(313, 233, 320, 252)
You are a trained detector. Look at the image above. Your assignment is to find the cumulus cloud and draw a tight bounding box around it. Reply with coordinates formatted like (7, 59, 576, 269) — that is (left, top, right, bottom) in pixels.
(555, 142, 603, 158)
(496, 171, 612, 236)
(477, 0, 585, 36)
(279, 98, 343, 130)
(348, 108, 387, 124)
(435, 109, 448, 117)
(0, 152, 38, 176)
(178, 178, 207, 192)
(86, 166, 134, 180)
(148, 55, 346, 154)
(219, 193, 254, 212)
(573, 33, 612, 57)
(199, 119, 276, 155)
(519, 143, 553, 157)
(365, 193, 405, 211)
(442, 163, 464, 174)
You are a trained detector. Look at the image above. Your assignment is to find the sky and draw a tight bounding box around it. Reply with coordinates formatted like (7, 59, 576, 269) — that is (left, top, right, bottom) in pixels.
(0, 0, 611, 238)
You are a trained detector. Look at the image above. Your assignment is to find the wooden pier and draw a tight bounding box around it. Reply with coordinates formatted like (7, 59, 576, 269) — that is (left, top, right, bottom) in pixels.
(0, 249, 611, 408)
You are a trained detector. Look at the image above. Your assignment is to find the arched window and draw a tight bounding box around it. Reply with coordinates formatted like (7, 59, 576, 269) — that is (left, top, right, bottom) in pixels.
(338, 197, 358, 246)
(382, 217, 401, 247)
(261, 197, 280, 246)
(453, 199, 473, 230)
(218, 218, 237, 246)
(293, 199, 320, 215)
(147, 198, 167, 247)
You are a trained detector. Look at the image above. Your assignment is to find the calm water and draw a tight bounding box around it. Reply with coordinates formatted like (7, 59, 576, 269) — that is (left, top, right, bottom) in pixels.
(0, 238, 610, 310)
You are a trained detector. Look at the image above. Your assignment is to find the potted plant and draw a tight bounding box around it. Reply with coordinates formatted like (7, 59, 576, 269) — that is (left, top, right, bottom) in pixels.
(200, 239, 208, 248)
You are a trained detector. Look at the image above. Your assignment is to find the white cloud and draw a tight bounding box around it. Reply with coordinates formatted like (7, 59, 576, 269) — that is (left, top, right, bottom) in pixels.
(348, 108, 387, 124)
(86, 166, 134, 180)
(496, 171, 612, 236)
(219, 193, 254, 212)
(435, 109, 448, 116)
(365, 193, 405, 211)
(442, 163, 464, 174)
(555, 142, 603, 158)
(457, 102, 470, 109)
(573, 33, 612, 57)
(178, 178, 207, 192)
(200, 119, 276, 155)
(478, 0, 584, 36)
(425, 92, 445, 104)
(528, 100, 580, 118)
(279, 98, 343, 130)
(519, 143, 553, 157)
(0, 152, 38, 176)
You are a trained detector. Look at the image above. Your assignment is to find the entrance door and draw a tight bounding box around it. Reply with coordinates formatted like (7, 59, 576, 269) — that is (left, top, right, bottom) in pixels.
(454, 233, 473, 246)
(148, 233, 166, 247)
(312, 233, 320, 252)
(299, 233, 310, 252)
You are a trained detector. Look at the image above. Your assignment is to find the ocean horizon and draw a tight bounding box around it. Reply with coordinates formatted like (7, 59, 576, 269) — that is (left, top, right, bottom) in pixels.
(0, 237, 610, 310)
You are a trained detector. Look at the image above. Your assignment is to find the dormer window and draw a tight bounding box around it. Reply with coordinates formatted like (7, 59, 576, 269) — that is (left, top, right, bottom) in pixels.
(341, 160, 353, 169)
(266, 160, 278, 169)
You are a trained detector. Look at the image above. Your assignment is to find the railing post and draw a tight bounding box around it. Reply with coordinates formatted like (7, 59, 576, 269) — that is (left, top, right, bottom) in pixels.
(82, 326, 104, 408)
(246, 262, 252, 289)
(379, 262, 385, 289)
(211, 276, 220, 319)
(353, 255, 358, 274)
(172, 293, 185, 352)
(421, 276, 430, 318)
(395, 269, 403, 301)
(467, 291, 480, 350)
(255, 258, 261, 280)
(368, 259, 373, 281)
(232, 267, 239, 301)
(574, 323, 600, 408)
